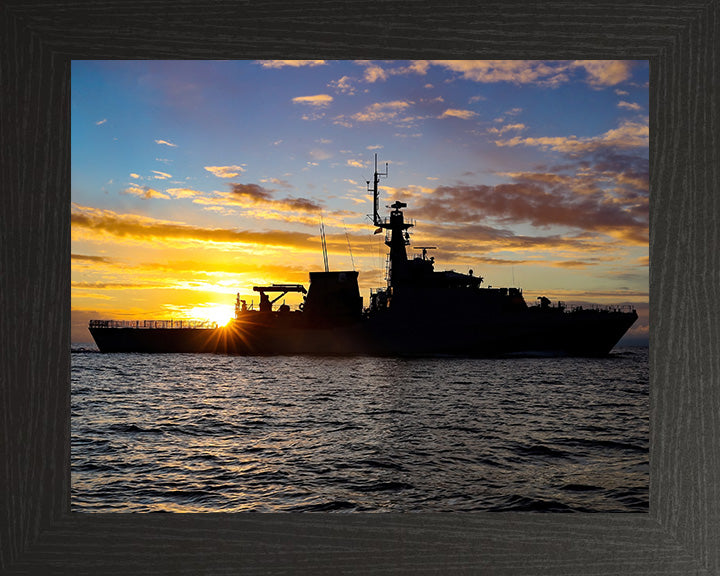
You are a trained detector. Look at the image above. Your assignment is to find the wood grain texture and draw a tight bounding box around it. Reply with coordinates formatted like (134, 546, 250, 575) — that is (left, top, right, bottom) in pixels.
(1, 0, 718, 574)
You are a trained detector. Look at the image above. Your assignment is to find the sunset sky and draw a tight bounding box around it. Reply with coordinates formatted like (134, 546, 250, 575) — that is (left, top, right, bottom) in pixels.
(71, 60, 649, 344)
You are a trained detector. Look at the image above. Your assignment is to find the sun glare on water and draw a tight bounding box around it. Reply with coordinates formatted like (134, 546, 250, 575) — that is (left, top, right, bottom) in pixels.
(188, 305, 235, 326)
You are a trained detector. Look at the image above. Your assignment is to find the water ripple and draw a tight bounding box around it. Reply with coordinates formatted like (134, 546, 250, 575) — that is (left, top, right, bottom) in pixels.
(72, 347, 649, 512)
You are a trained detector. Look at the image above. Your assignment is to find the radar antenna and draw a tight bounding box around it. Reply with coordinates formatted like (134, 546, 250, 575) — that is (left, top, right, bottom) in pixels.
(414, 246, 436, 260)
(366, 153, 388, 226)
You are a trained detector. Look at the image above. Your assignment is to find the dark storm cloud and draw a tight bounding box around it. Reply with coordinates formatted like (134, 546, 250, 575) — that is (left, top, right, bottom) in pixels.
(283, 197, 323, 212)
(229, 183, 274, 202)
(225, 183, 322, 213)
(390, 158, 648, 245)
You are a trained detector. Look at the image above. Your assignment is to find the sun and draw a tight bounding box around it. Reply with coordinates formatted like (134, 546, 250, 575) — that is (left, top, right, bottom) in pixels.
(188, 304, 235, 326)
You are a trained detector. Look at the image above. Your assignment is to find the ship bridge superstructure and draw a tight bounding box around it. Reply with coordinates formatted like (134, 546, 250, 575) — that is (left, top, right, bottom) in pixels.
(367, 155, 483, 293)
(368, 155, 416, 289)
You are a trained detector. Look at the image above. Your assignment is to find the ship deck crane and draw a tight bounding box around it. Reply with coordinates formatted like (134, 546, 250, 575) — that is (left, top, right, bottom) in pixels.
(253, 284, 307, 312)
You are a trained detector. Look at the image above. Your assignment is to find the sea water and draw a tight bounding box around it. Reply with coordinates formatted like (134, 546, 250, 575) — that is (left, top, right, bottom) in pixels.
(71, 346, 648, 512)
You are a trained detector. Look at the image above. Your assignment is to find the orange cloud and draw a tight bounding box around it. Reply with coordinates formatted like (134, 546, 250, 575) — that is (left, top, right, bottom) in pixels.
(618, 101, 643, 111)
(439, 109, 478, 120)
(329, 75, 356, 95)
(155, 139, 177, 147)
(349, 101, 413, 123)
(432, 60, 633, 88)
(71, 248, 320, 291)
(72, 253, 114, 264)
(363, 64, 388, 83)
(406, 61, 430, 75)
(494, 119, 648, 154)
(432, 60, 571, 86)
(292, 94, 333, 107)
(259, 177, 293, 189)
(71, 204, 321, 250)
(572, 60, 632, 87)
(166, 187, 204, 199)
(73, 281, 163, 289)
(552, 260, 595, 269)
(357, 61, 431, 83)
(123, 185, 170, 200)
(488, 123, 526, 135)
(383, 184, 435, 199)
(204, 165, 246, 178)
(140, 259, 310, 279)
(341, 60, 637, 91)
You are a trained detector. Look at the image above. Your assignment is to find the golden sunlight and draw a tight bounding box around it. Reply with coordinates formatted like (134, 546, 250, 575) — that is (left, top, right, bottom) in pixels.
(187, 304, 235, 326)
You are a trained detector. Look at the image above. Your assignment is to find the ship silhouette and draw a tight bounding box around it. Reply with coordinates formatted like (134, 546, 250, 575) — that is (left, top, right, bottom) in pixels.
(89, 157, 638, 356)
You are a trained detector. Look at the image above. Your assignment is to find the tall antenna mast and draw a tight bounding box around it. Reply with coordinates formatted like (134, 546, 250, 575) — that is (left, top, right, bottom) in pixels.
(343, 221, 356, 271)
(367, 153, 388, 226)
(320, 215, 329, 272)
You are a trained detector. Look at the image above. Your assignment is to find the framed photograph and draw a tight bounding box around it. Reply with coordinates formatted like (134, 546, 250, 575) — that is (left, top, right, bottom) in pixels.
(69, 59, 649, 517)
(2, 1, 718, 573)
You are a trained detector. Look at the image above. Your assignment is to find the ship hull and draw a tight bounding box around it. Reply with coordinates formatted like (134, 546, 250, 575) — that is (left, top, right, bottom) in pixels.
(89, 309, 638, 357)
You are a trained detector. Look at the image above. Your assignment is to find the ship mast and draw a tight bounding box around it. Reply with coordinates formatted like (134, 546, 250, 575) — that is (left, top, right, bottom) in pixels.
(319, 214, 329, 273)
(367, 154, 413, 289)
(368, 153, 388, 227)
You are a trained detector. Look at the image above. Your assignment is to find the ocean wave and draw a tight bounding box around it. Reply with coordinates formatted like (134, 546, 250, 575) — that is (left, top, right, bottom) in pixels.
(71, 351, 648, 513)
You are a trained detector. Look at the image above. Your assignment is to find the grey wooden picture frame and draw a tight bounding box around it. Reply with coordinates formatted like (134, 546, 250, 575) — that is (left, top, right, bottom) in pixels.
(1, 1, 718, 574)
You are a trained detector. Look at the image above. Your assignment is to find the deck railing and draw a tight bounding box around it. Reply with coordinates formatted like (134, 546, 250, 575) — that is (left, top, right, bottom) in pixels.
(89, 319, 218, 329)
(568, 304, 636, 313)
(534, 303, 636, 314)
